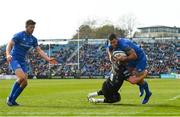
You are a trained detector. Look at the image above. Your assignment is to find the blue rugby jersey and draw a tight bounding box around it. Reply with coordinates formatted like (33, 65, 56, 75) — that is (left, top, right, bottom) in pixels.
(10, 31, 38, 61)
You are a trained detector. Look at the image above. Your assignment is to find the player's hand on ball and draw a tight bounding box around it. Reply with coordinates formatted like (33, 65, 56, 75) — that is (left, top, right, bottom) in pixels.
(115, 55, 127, 62)
(113, 55, 122, 61)
(111, 56, 116, 62)
(49, 58, 58, 64)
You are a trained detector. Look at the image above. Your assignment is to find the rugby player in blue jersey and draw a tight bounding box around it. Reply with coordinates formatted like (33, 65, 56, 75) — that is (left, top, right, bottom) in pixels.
(6, 19, 57, 106)
(107, 34, 152, 104)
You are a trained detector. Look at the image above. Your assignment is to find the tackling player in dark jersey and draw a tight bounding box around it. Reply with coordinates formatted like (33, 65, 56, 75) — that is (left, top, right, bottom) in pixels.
(87, 61, 130, 103)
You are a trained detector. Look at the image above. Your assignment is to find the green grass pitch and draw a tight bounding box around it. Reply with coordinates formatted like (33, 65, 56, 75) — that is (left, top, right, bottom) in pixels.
(0, 79, 180, 116)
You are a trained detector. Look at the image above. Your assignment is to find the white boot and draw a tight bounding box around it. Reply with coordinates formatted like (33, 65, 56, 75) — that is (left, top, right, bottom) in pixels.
(88, 98, 104, 103)
(87, 92, 98, 99)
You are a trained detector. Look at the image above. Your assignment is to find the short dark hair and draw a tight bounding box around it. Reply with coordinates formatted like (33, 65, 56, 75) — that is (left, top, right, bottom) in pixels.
(26, 19, 36, 27)
(109, 33, 117, 41)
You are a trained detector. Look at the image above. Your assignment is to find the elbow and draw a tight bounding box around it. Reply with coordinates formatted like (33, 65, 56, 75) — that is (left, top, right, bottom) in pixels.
(6, 40, 14, 52)
(130, 53, 138, 60)
(127, 53, 137, 61)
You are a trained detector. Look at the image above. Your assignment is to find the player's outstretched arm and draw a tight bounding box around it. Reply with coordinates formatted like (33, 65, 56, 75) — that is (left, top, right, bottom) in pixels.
(35, 46, 58, 64)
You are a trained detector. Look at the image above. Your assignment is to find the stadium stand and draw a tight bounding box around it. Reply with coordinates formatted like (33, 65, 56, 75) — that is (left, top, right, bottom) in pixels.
(0, 39, 179, 78)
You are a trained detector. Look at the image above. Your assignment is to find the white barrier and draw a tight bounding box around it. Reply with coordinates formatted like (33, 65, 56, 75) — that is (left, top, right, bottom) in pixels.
(176, 74, 180, 79)
(0, 75, 17, 80)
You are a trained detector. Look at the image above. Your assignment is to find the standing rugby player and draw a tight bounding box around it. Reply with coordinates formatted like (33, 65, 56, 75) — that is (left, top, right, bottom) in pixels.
(6, 19, 57, 106)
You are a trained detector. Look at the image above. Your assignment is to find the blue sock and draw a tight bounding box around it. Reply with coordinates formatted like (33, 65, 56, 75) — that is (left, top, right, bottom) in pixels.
(137, 83, 144, 96)
(142, 81, 151, 94)
(12, 86, 24, 103)
(9, 82, 20, 101)
(137, 83, 144, 91)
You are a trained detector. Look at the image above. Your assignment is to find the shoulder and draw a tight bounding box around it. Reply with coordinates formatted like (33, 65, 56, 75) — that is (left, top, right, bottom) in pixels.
(13, 31, 24, 37)
(118, 38, 133, 51)
(12, 31, 25, 42)
(119, 38, 134, 46)
(119, 38, 130, 43)
(118, 38, 128, 46)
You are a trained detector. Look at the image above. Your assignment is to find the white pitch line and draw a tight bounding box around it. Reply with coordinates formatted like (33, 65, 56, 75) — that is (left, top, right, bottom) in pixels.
(0, 112, 139, 116)
(1, 111, 180, 116)
(169, 95, 180, 101)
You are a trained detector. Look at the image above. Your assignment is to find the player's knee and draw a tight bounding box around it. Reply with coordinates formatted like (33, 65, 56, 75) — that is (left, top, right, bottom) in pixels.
(24, 77, 28, 84)
(18, 78, 25, 83)
(24, 81, 28, 87)
(108, 98, 120, 103)
(21, 79, 28, 87)
(112, 97, 120, 103)
(128, 77, 138, 84)
(129, 80, 138, 84)
(19, 77, 27, 84)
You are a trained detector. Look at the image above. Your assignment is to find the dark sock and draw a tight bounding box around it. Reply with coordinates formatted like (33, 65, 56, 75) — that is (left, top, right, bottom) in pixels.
(9, 82, 20, 101)
(142, 81, 151, 94)
(12, 86, 25, 103)
(104, 98, 108, 103)
(137, 83, 143, 91)
(97, 90, 103, 95)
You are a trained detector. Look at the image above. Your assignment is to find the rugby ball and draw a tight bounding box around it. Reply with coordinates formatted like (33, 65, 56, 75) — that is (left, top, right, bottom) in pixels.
(112, 51, 127, 58)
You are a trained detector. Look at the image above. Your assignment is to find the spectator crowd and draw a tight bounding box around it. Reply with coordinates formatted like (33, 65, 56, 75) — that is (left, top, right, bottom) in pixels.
(0, 39, 179, 78)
